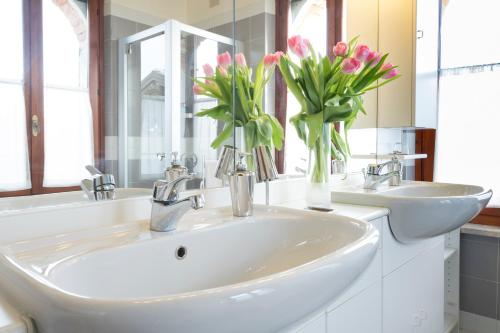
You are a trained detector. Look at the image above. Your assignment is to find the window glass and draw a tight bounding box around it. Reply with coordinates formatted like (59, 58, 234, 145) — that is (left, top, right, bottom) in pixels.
(42, 0, 93, 187)
(436, 0, 500, 206)
(285, 0, 327, 174)
(440, 0, 500, 68)
(0, 1, 31, 191)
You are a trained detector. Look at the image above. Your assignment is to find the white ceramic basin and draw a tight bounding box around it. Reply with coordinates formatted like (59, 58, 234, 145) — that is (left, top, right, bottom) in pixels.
(0, 203, 378, 333)
(333, 181, 492, 243)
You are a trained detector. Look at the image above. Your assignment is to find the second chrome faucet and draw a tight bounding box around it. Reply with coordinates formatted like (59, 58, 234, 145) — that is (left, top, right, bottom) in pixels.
(363, 157, 402, 190)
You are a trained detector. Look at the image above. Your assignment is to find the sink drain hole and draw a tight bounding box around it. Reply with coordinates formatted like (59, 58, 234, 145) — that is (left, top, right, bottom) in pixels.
(175, 246, 187, 260)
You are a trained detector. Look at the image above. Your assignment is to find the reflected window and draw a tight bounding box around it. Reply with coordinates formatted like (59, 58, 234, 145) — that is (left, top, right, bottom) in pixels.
(0, 1, 30, 191)
(42, 0, 93, 187)
(285, 0, 327, 174)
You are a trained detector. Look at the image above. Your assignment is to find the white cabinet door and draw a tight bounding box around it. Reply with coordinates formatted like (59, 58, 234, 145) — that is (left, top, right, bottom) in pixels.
(383, 242, 444, 333)
(414, 0, 439, 128)
(378, 0, 415, 128)
(346, 0, 379, 129)
(326, 281, 382, 333)
(294, 313, 326, 333)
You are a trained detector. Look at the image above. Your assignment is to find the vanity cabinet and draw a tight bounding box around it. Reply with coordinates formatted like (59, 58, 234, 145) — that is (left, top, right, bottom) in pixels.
(287, 215, 444, 333)
(327, 281, 382, 333)
(346, 0, 439, 129)
(383, 242, 444, 332)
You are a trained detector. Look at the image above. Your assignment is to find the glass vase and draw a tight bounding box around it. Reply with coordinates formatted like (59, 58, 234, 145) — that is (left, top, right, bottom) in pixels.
(306, 123, 331, 209)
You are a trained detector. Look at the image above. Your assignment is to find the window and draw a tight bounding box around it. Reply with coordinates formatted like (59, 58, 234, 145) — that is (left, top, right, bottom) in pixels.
(285, 0, 327, 174)
(0, 0, 103, 196)
(435, 0, 500, 207)
(0, 1, 31, 192)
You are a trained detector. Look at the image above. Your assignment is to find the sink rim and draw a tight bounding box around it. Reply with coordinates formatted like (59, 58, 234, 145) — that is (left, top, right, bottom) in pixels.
(334, 180, 492, 200)
(0, 205, 379, 305)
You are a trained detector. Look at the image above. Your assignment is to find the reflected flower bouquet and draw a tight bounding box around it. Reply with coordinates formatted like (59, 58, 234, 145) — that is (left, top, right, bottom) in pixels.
(278, 35, 400, 183)
(193, 51, 284, 152)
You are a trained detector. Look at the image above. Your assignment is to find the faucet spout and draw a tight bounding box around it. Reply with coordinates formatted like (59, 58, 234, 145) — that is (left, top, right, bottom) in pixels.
(363, 157, 402, 190)
(150, 175, 204, 232)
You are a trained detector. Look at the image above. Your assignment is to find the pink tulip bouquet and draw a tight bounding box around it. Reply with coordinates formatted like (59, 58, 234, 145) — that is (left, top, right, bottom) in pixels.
(193, 51, 284, 152)
(278, 35, 400, 184)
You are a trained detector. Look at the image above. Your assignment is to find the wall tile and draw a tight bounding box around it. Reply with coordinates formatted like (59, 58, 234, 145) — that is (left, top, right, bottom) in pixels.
(104, 40, 117, 67)
(235, 17, 251, 41)
(108, 16, 137, 41)
(249, 13, 266, 41)
(461, 237, 498, 281)
(461, 275, 497, 319)
(462, 233, 498, 244)
(136, 23, 150, 33)
(497, 283, 500, 320)
(104, 15, 112, 41)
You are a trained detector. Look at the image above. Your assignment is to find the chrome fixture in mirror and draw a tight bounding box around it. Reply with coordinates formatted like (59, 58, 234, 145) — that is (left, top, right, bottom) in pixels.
(215, 145, 238, 182)
(253, 145, 278, 205)
(81, 165, 116, 201)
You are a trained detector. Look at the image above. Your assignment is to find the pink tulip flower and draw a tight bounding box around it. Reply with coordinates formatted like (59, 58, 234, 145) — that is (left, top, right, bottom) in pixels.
(365, 51, 381, 66)
(235, 53, 247, 67)
(287, 35, 309, 58)
(263, 51, 285, 67)
(217, 51, 232, 68)
(202, 63, 214, 77)
(192, 84, 203, 95)
(381, 63, 398, 78)
(354, 44, 370, 62)
(332, 41, 348, 57)
(263, 54, 276, 67)
(341, 57, 361, 74)
(218, 66, 228, 78)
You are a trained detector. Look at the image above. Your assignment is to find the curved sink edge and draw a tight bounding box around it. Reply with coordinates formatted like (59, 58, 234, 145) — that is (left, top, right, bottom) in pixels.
(0, 213, 380, 308)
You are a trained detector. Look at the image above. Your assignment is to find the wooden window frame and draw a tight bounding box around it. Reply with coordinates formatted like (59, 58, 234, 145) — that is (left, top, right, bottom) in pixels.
(1, 0, 104, 198)
(274, 0, 343, 173)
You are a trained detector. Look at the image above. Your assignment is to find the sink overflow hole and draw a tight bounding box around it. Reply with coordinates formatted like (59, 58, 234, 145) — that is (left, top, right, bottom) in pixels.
(175, 246, 187, 260)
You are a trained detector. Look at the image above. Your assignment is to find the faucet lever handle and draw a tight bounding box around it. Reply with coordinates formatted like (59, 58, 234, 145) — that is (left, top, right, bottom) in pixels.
(153, 175, 195, 202)
(367, 164, 380, 175)
(85, 165, 103, 176)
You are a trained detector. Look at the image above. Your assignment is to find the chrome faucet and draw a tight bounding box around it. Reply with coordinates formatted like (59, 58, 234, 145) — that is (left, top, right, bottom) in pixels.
(363, 157, 402, 190)
(81, 165, 116, 201)
(150, 175, 204, 232)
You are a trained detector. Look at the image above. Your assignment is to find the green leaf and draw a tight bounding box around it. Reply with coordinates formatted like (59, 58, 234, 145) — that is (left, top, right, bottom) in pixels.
(211, 121, 233, 149)
(331, 126, 349, 160)
(195, 104, 230, 120)
(244, 121, 258, 149)
(290, 113, 307, 145)
(324, 103, 353, 122)
(268, 115, 284, 150)
(305, 112, 323, 149)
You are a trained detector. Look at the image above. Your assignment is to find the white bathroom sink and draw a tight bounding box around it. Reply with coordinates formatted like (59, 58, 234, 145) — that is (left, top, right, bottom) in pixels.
(333, 181, 492, 243)
(0, 204, 378, 333)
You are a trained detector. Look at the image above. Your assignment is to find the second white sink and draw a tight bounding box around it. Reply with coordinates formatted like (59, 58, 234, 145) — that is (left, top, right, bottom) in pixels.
(333, 181, 492, 243)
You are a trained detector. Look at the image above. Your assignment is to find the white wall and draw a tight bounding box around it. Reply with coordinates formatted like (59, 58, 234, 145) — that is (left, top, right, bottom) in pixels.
(104, 0, 188, 26)
(188, 0, 273, 28)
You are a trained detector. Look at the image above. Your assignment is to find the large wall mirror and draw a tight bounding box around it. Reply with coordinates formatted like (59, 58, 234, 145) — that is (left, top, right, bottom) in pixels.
(0, 0, 437, 197)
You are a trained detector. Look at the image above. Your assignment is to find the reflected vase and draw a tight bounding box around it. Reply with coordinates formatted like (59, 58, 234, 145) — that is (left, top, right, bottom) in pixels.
(306, 123, 331, 209)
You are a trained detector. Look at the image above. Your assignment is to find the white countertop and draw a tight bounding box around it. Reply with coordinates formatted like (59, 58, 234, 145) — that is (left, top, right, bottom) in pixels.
(278, 200, 389, 222)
